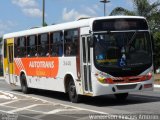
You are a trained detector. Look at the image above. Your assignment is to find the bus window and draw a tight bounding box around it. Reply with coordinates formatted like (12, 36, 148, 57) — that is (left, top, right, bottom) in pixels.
(27, 35, 37, 57)
(38, 33, 49, 57)
(50, 31, 63, 57)
(15, 37, 26, 58)
(64, 29, 79, 56)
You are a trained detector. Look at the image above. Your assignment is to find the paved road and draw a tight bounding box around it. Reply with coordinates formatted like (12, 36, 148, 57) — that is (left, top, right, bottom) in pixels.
(0, 78, 160, 120)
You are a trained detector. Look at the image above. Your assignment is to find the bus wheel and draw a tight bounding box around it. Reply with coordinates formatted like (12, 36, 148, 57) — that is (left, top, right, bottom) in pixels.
(20, 74, 29, 94)
(68, 80, 79, 103)
(114, 93, 128, 101)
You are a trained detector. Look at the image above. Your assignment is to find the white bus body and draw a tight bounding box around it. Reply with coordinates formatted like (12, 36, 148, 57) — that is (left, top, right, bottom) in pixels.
(3, 16, 154, 102)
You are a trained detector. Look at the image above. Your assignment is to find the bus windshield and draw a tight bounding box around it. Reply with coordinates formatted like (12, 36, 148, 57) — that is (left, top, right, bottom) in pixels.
(94, 31, 152, 71)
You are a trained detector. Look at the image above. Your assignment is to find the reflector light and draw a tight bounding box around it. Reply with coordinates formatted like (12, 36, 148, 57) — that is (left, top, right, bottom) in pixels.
(144, 84, 152, 88)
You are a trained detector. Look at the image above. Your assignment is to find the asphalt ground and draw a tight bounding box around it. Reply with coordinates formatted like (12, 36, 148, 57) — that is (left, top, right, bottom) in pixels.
(0, 78, 160, 120)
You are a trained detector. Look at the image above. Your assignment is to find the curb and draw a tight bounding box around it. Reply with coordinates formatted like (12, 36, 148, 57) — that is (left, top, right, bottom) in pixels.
(0, 77, 4, 79)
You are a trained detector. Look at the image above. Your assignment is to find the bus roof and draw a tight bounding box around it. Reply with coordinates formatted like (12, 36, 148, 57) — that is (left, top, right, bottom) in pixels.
(3, 16, 146, 39)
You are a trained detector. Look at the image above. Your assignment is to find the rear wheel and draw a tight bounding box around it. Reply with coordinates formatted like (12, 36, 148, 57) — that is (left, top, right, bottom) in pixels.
(115, 93, 128, 101)
(20, 74, 29, 94)
(68, 80, 80, 103)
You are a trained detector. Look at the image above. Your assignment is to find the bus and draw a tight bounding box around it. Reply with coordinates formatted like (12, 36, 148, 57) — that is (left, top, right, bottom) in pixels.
(3, 16, 154, 103)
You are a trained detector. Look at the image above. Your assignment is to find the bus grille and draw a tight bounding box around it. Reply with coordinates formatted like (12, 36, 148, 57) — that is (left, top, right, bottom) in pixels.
(116, 84, 137, 90)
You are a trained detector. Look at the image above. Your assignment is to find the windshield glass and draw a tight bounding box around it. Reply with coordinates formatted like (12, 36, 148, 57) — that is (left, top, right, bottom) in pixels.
(94, 31, 152, 68)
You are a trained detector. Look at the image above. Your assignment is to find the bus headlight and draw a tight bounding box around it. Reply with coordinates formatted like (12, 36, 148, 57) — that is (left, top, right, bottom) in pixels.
(145, 72, 152, 80)
(95, 72, 113, 84)
(97, 76, 106, 83)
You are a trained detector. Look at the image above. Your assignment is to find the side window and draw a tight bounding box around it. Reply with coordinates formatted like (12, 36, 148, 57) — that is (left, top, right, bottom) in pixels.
(64, 29, 79, 56)
(15, 37, 26, 58)
(27, 35, 37, 57)
(38, 33, 49, 57)
(50, 31, 63, 57)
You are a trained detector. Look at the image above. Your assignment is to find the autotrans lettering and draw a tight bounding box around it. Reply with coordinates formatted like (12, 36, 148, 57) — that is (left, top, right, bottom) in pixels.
(29, 61, 54, 68)
(14, 57, 60, 77)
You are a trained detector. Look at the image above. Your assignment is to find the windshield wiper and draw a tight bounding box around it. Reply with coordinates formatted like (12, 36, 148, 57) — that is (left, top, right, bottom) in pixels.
(126, 30, 138, 46)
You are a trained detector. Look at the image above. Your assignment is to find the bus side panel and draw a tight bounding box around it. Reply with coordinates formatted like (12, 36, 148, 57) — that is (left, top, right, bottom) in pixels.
(13, 57, 81, 93)
(3, 57, 10, 83)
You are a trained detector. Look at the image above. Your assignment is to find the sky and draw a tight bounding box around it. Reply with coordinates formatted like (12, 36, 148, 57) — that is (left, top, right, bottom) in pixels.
(0, 0, 135, 37)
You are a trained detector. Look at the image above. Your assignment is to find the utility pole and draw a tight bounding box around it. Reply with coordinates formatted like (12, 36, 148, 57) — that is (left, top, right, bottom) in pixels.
(42, 0, 45, 26)
(100, 0, 110, 16)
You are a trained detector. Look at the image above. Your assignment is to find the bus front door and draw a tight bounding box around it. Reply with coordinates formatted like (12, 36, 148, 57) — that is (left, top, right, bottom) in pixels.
(81, 36, 92, 93)
(6, 38, 14, 84)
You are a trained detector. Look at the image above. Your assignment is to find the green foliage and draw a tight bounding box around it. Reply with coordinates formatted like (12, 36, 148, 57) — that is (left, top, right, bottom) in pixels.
(110, 7, 135, 16)
(110, 0, 160, 19)
(153, 32, 160, 70)
(149, 11, 160, 33)
(110, 0, 160, 32)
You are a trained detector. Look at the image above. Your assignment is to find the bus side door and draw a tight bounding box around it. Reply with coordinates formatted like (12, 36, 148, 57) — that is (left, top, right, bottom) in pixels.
(81, 36, 93, 93)
(6, 38, 14, 84)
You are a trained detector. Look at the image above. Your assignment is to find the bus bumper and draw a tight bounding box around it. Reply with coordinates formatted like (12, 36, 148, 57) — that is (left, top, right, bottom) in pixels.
(92, 79, 154, 96)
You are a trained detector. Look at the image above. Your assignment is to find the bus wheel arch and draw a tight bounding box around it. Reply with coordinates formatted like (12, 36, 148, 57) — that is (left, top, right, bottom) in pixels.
(64, 74, 80, 103)
(20, 72, 30, 94)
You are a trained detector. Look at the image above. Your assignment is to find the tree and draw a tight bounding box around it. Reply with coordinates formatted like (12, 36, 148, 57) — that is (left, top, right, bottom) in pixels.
(153, 32, 160, 71)
(110, 0, 160, 32)
(149, 11, 160, 33)
(110, 0, 160, 18)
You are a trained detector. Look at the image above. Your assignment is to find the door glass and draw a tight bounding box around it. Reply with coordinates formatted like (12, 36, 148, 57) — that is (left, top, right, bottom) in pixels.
(8, 46, 13, 63)
(87, 37, 90, 63)
(82, 37, 86, 63)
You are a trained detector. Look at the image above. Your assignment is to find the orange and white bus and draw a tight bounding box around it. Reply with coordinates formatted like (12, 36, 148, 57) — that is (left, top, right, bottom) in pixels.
(3, 16, 154, 102)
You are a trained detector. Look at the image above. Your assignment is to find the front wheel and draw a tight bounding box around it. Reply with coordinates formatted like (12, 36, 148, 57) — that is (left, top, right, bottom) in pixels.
(20, 74, 30, 94)
(114, 93, 128, 101)
(68, 80, 80, 103)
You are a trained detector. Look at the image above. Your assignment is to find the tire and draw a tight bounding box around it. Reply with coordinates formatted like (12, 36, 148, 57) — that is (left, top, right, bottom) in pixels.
(20, 74, 29, 94)
(115, 93, 128, 101)
(68, 80, 80, 103)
